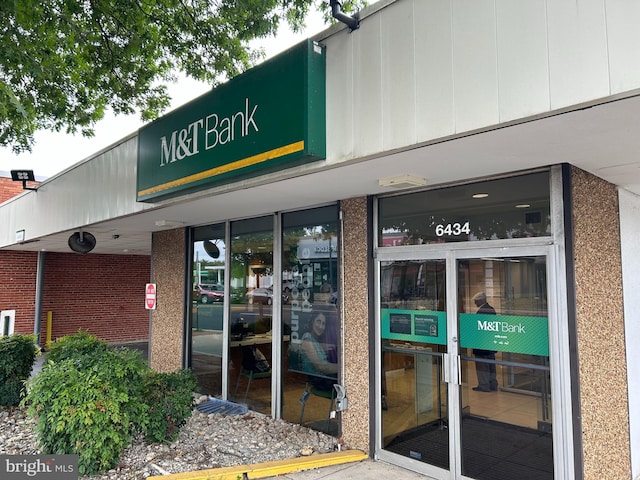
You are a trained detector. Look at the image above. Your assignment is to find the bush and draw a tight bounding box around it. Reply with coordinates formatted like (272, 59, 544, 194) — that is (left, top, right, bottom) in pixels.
(0, 334, 37, 406)
(24, 346, 149, 475)
(46, 329, 109, 365)
(141, 369, 196, 443)
(23, 332, 197, 475)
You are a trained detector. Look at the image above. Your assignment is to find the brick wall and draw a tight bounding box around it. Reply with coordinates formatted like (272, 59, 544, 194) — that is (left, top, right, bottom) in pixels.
(0, 175, 39, 203)
(0, 251, 38, 334)
(41, 253, 151, 344)
(0, 250, 151, 344)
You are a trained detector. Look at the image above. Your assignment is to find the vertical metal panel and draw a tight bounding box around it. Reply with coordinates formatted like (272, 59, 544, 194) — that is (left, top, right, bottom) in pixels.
(547, 0, 610, 109)
(496, 0, 550, 121)
(353, 14, 384, 158)
(618, 188, 640, 479)
(325, 30, 355, 163)
(605, 0, 640, 94)
(7, 138, 149, 241)
(414, 0, 455, 142)
(452, 0, 499, 132)
(380, 0, 417, 150)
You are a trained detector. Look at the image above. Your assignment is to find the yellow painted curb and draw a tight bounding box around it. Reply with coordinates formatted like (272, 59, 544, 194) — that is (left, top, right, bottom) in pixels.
(148, 449, 368, 480)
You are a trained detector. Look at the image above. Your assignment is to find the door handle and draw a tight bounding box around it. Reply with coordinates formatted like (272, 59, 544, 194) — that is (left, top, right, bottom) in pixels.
(443, 354, 461, 386)
(443, 353, 450, 384)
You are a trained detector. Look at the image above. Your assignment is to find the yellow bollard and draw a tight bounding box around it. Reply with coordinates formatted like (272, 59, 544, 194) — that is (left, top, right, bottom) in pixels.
(46, 311, 52, 350)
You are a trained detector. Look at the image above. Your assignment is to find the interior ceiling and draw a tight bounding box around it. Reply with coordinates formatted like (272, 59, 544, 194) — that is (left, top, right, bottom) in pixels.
(8, 93, 640, 256)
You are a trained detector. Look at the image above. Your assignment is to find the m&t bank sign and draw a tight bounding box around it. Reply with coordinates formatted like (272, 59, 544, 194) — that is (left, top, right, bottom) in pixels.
(137, 40, 326, 202)
(459, 314, 549, 356)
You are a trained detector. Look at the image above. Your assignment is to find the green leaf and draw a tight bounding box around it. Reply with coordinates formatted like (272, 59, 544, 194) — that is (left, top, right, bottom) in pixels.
(0, 0, 367, 153)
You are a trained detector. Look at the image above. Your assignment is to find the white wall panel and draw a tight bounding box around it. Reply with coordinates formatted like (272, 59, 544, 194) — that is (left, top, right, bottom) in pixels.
(380, 0, 417, 150)
(321, 0, 640, 166)
(325, 30, 355, 163)
(452, 0, 500, 132)
(547, 0, 610, 109)
(605, 0, 640, 94)
(353, 14, 384, 158)
(496, 0, 550, 121)
(414, 0, 456, 141)
(0, 138, 150, 245)
(619, 188, 640, 480)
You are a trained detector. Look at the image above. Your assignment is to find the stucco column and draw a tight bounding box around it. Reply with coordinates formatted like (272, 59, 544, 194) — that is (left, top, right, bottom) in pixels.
(340, 197, 370, 453)
(149, 228, 186, 372)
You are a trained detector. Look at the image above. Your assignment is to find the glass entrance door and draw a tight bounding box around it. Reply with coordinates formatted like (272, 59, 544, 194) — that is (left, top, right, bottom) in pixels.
(378, 252, 554, 480)
(380, 258, 449, 470)
(456, 255, 552, 480)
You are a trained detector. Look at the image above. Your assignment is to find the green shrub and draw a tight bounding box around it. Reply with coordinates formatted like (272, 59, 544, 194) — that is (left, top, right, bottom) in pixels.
(23, 346, 149, 475)
(23, 331, 198, 475)
(46, 329, 109, 365)
(141, 369, 196, 443)
(0, 334, 37, 406)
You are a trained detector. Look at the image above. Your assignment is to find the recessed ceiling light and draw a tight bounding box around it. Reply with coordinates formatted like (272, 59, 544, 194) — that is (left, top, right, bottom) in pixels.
(472, 193, 489, 199)
(515, 204, 531, 208)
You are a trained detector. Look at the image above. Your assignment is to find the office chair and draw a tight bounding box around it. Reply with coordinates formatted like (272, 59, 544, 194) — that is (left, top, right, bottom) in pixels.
(233, 345, 271, 404)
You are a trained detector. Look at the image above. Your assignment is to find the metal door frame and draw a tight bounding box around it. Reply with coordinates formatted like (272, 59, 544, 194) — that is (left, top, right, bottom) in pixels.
(374, 240, 574, 480)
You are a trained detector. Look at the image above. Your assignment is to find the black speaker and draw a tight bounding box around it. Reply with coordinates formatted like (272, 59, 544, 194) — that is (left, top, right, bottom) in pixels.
(203, 240, 220, 259)
(68, 232, 96, 254)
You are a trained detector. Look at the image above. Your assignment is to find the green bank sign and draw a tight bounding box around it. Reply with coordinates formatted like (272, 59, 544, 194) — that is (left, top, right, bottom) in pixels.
(137, 40, 326, 202)
(459, 313, 549, 356)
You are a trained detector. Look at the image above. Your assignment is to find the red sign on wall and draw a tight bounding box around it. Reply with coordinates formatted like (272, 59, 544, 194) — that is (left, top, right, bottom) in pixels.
(145, 283, 157, 310)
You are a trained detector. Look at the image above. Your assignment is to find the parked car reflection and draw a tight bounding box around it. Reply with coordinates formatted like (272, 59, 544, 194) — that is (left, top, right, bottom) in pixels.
(194, 284, 224, 304)
(245, 286, 290, 305)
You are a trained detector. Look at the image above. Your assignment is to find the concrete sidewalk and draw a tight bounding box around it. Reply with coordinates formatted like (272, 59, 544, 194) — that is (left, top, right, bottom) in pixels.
(259, 456, 428, 480)
(148, 450, 428, 480)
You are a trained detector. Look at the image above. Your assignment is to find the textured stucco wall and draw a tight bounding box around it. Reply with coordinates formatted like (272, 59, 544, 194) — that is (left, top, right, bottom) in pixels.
(149, 229, 186, 373)
(571, 167, 631, 479)
(340, 197, 371, 453)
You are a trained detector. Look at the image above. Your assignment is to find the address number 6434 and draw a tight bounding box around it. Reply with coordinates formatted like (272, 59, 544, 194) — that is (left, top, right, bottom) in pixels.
(435, 222, 471, 237)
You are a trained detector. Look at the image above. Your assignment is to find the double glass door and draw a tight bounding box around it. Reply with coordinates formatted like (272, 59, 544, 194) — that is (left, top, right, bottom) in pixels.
(378, 249, 554, 480)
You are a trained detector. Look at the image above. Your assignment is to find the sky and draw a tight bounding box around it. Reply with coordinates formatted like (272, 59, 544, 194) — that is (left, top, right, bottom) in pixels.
(0, 10, 326, 179)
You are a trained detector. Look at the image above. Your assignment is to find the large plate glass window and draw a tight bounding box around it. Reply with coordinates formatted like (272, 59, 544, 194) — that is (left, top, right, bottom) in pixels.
(229, 216, 274, 415)
(190, 223, 226, 397)
(378, 172, 551, 246)
(281, 205, 339, 436)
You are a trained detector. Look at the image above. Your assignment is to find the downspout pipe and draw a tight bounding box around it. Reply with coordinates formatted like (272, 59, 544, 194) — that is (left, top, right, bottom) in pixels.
(330, 0, 360, 31)
(33, 251, 45, 349)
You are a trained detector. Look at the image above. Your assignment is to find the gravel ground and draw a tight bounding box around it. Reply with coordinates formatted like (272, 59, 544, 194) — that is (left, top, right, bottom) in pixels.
(0, 395, 337, 479)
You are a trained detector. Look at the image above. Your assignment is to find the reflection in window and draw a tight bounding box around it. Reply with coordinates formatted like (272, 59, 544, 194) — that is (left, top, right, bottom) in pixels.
(281, 205, 339, 436)
(378, 172, 551, 246)
(190, 223, 226, 397)
(229, 216, 274, 415)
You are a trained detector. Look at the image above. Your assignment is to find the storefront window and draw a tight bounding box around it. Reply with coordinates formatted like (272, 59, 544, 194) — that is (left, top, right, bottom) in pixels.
(229, 216, 274, 415)
(378, 172, 551, 246)
(281, 205, 339, 435)
(190, 223, 226, 397)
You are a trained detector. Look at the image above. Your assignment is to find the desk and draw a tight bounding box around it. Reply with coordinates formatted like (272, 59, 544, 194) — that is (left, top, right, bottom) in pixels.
(231, 334, 274, 348)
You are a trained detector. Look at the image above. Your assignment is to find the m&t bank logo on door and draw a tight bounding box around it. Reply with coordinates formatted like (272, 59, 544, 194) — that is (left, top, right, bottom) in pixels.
(477, 320, 526, 333)
(460, 313, 550, 356)
(1, 455, 77, 479)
